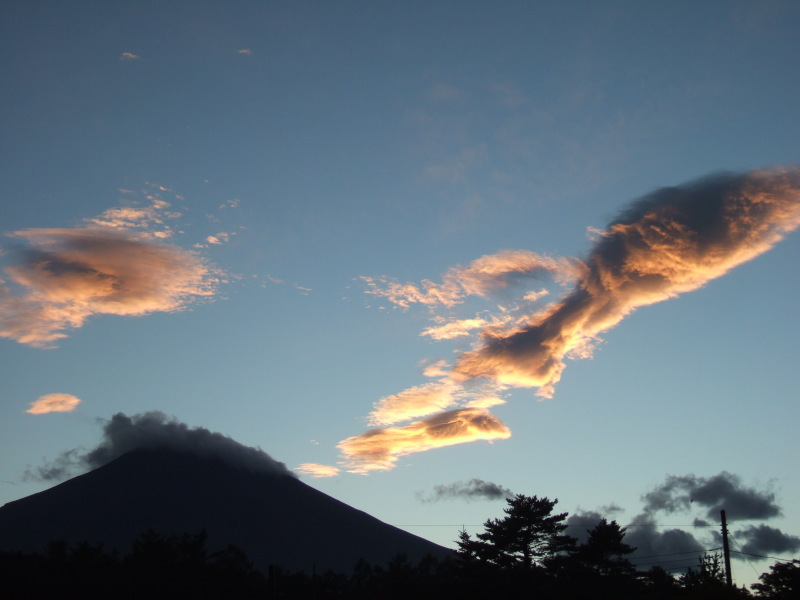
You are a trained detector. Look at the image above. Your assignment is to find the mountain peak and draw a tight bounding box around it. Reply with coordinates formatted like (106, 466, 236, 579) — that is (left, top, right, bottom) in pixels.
(1, 446, 450, 573)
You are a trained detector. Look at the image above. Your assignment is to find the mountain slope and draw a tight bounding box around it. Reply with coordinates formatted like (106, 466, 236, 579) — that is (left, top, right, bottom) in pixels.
(0, 448, 450, 573)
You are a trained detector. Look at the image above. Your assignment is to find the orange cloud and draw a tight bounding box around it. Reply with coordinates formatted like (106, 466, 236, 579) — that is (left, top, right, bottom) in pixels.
(338, 407, 511, 474)
(1, 227, 217, 347)
(26, 393, 81, 414)
(363, 249, 579, 309)
(296, 463, 340, 478)
(453, 168, 800, 396)
(369, 382, 459, 426)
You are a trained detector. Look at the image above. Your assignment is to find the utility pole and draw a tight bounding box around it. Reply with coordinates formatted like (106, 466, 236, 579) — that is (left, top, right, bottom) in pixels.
(720, 510, 733, 587)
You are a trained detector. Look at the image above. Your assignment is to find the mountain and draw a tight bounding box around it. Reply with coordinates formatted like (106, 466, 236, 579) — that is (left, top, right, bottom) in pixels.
(0, 447, 451, 573)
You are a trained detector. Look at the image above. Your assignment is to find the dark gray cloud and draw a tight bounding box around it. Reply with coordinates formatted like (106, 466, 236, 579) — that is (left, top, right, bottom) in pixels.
(27, 412, 293, 481)
(737, 525, 800, 556)
(565, 510, 604, 544)
(625, 514, 705, 562)
(642, 472, 781, 521)
(416, 478, 513, 503)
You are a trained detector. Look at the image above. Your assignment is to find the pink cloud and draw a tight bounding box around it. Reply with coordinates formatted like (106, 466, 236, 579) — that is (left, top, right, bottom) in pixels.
(26, 393, 81, 414)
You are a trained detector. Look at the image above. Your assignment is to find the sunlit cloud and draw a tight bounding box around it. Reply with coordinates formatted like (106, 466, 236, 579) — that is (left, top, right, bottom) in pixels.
(25, 393, 81, 414)
(342, 167, 800, 471)
(338, 407, 511, 474)
(119, 52, 141, 61)
(237, 49, 252, 55)
(363, 249, 579, 309)
(453, 168, 800, 397)
(369, 382, 460, 426)
(421, 318, 488, 340)
(296, 463, 341, 478)
(86, 196, 180, 238)
(0, 192, 220, 348)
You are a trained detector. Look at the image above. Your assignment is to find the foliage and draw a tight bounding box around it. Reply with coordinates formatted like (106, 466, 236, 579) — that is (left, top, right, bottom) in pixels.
(751, 560, 800, 599)
(456, 494, 576, 570)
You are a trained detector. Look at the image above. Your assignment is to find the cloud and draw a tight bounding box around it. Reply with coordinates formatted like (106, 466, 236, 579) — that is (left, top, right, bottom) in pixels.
(625, 514, 705, 562)
(362, 249, 579, 309)
(624, 471, 798, 566)
(0, 197, 219, 348)
(237, 49, 252, 55)
(421, 318, 490, 340)
(737, 525, 800, 555)
(27, 411, 293, 481)
(565, 510, 605, 544)
(119, 52, 141, 61)
(452, 168, 800, 397)
(25, 393, 81, 414)
(417, 478, 513, 503)
(343, 168, 800, 471)
(368, 382, 460, 426)
(296, 463, 340, 478)
(338, 407, 511, 474)
(642, 472, 781, 522)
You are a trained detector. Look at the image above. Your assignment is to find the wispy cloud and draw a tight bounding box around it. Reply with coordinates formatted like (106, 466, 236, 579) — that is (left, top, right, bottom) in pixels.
(417, 478, 513, 503)
(25, 393, 81, 414)
(119, 52, 141, 61)
(338, 407, 510, 474)
(363, 249, 578, 309)
(296, 463, 341, 478)
(237, 49, 252, 55)
(0, 189, 220, 348)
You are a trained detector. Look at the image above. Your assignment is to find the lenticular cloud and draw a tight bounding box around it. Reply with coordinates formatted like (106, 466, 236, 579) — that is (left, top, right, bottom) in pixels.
(0, 195, 219, 348)
(341, 167, 800, 472)
(453, 168, 800, 396)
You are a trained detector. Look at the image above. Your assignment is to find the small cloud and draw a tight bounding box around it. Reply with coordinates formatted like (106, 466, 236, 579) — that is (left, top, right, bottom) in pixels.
(219, 199, 240, 209)
(119, 52, 141, 61)
(237, 49, 252, 55)
(296, 463, 340, 478)
(26, 393, 81, 414)
(417, 478, 513, 503)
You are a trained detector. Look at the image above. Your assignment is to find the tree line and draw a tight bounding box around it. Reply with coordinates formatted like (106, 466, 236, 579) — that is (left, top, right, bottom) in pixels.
(1, 494, 797, 599)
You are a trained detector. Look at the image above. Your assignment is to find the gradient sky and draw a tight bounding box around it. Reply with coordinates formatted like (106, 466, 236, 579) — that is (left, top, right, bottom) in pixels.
(2, 0, 799, 587)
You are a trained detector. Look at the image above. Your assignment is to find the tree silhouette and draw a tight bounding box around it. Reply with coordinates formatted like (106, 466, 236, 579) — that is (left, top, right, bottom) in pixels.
(574, 518, 636, 577)
(752, 560, 800, 599)
(457, 494, 576, 570)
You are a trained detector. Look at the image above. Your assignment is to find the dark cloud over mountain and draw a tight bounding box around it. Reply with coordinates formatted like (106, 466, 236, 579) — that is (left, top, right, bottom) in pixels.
(27, 412, 292, 481)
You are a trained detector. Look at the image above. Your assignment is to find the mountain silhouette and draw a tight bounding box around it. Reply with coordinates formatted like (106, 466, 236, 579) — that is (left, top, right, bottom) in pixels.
(0, 447, 450, 573)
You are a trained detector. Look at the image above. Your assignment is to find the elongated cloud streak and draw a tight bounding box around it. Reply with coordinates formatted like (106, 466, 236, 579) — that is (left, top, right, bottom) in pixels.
(1, 197, 218, 347)
(344, 168, 800, 471)
(363, 249, 579, 309)
(25, 393, 81, 414)
(417, 478, 514, 503)
(454, 168, 800, 396)
(296, 463, 341, 478)
(338, 407, 510, 474)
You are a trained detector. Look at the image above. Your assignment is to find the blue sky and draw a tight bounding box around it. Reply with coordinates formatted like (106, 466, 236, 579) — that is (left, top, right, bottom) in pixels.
(2, 0, 799, 586)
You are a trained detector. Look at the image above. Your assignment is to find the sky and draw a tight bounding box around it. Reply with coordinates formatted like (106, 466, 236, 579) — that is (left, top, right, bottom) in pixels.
(2, 0, 799, 587)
